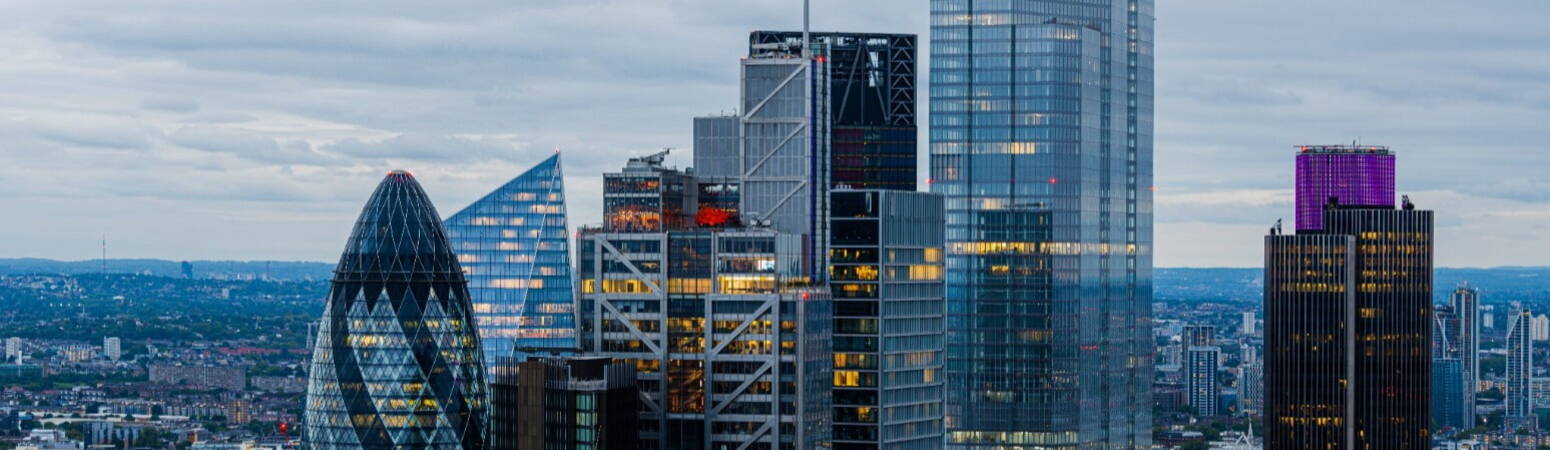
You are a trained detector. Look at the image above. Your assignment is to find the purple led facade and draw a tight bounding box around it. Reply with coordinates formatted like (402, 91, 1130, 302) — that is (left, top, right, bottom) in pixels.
(1294, 146, 1395, 231)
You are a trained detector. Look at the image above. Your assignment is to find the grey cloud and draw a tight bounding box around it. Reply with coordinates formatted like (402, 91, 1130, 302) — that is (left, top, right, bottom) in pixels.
(322, 133, 537, 164)
(167, 126, 339, 166)
(141, 95, 200, 113)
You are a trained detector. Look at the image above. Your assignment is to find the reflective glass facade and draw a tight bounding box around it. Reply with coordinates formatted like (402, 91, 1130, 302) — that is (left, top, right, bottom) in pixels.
(929, 0, 1155, 447)
(1294, 146, 1396, 231)
(304, 171, 488, 449)
(444, 154, 575, 360)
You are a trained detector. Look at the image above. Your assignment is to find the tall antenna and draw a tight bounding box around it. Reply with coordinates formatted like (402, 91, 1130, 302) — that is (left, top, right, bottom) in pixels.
(101, 234, 107, 274)
(802, 0, 811, 59)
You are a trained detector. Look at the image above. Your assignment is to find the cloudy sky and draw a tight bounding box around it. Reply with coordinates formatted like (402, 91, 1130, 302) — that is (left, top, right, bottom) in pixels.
(2, 0, 1547, 267)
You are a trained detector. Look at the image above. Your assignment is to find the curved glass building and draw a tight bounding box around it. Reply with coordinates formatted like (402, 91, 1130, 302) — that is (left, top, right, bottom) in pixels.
(304, 170, 488, 449)
(444, 154, 575, 360)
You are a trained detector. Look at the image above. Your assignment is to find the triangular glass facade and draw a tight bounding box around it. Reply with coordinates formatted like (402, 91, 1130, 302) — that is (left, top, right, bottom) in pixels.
(444, 154, 575, 361)
(304, 171, 488, 449)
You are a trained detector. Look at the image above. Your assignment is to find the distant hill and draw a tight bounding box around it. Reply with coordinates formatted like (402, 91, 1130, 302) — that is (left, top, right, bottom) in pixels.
(0, 258, 333, 281)
(4, 259, 1545, 305)
(1155, 267, 1550, 306)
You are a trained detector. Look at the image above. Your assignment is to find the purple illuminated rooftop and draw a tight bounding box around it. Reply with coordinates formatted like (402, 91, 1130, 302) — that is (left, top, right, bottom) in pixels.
(1294, 145, 1396, 231)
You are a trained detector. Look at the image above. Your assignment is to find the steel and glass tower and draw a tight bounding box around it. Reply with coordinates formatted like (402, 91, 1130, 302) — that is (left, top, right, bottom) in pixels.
(444, 154, 575, 360)
(750, 31, 918, 191)
(929, 0, 1155, 447)
(304, 171, 488, 449)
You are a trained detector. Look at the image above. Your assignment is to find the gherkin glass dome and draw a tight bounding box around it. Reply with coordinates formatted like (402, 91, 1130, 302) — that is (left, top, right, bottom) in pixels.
(304, 171, 488, 449)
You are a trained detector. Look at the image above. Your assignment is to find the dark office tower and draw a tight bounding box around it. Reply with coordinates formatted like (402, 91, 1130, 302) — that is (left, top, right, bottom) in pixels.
(1451, 283, 1480, 426)
(445, 154, 575, 362)
(929, 0, 1155, 447)
(1183, 325, 1220, 417)
(829, 189, 946, 449)
(1506, 309, 1535, 431)
(1293, 145, 1396, 232)
(488, 356, 638, 450)
(1265, 149, 1433, 449)
(180, 261, 193, 279)
(750, 31, 917, 191)
(304, 171, 487, 449)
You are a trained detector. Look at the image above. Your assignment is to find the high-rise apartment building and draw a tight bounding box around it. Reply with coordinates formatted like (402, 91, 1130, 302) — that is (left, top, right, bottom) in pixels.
(929, 0, 1155, 446)
(445, 154, 576, 361)
(4, 337, 20, 362)
(750, 31, 917, 191)
(1450, 284, 1479, 427)
(103, 337, 121, 361)
(1242, 311, 1256, 337)
(577, 154, 833, 449)
(1293, 145, 1396, 232)
(1264, 146, 1432, 449)
(828, 189, 946, 449)
(1184, 326, 1219, 417)
(1506, 309, 1535, 431)
(489, 356, 638, 450)
(304, 171, 488, 449)
(1240, 351, 1263, 415)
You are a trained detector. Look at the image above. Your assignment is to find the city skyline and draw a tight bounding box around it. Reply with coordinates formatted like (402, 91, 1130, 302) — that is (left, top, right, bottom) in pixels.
(2, 1, 1548, 268)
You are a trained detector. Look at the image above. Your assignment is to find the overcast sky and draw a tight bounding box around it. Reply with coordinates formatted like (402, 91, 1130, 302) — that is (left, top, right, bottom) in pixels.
(2, 0, 1547, 267)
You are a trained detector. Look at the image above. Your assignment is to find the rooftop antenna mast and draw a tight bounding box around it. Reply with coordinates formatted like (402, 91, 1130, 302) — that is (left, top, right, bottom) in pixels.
(802, 0, 811, 59)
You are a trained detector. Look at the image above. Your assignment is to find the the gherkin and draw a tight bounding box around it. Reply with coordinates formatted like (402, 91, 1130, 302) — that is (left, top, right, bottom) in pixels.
(304, 170, 488, 449)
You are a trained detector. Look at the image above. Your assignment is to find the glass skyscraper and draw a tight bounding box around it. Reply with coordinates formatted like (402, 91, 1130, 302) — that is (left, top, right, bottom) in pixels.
(444, 154, 575, 361)
(928, 0, 1155, 447)
(1294, 145, 1396, 231)
(304, 171, 488, 449)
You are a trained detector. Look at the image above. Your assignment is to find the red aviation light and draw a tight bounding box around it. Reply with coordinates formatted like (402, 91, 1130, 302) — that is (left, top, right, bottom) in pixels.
(1048, 177, 1059, 184)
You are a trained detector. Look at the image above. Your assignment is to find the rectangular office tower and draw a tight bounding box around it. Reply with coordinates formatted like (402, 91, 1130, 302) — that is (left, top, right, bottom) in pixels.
(1265, 196, 1433, 447)
(751, 32, 918, 191)
(1183, 325, 1219, 417)
(829, 189, 946, 449)
(578, 154, 833, 449)
(928, 0, 1156, 447)
(489, 356, 638, 450)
